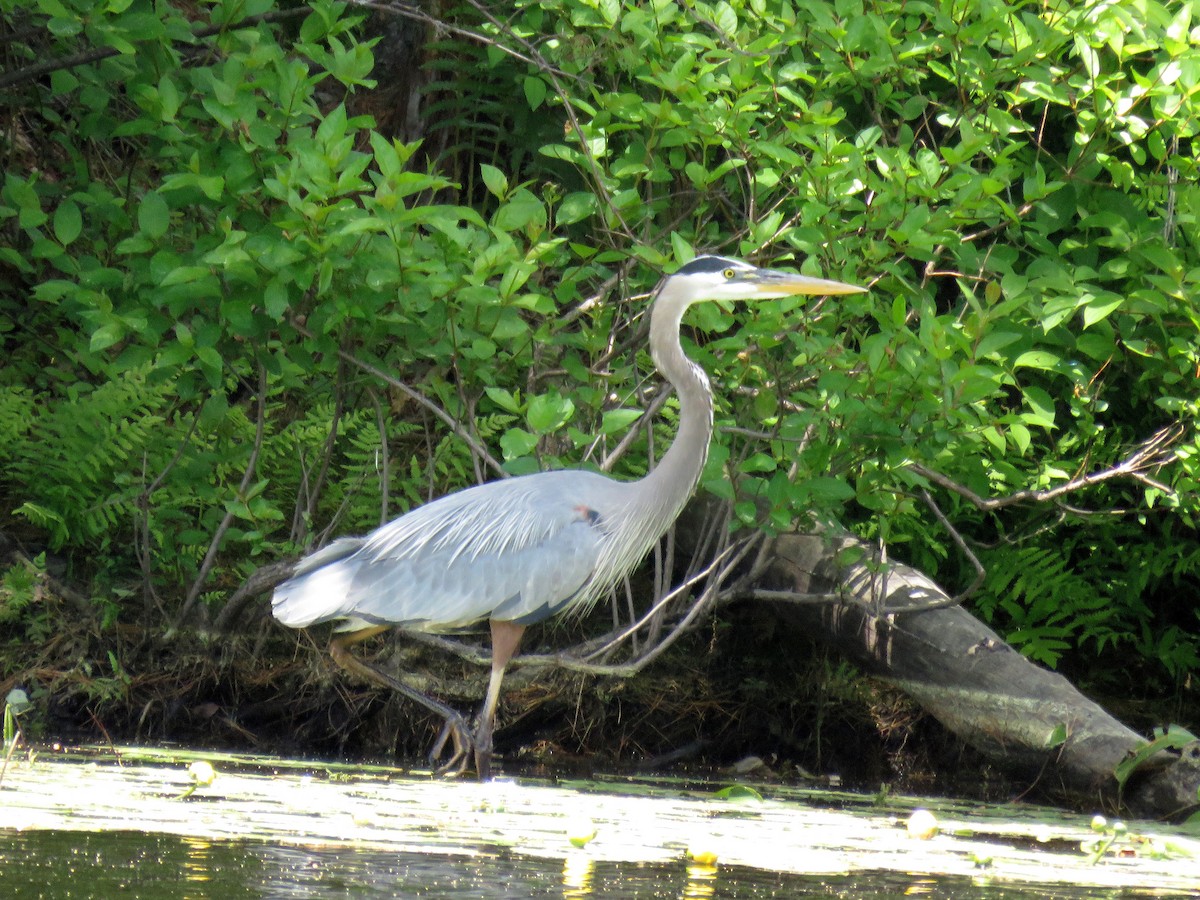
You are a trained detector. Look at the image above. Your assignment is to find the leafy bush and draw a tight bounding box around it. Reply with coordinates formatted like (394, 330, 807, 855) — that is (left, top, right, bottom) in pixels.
(1, 0, 1198, 692)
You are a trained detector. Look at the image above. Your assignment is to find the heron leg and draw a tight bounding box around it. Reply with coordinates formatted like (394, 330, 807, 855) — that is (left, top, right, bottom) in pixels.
(471, 619, 527, 780)
(328, 626, 474, 776)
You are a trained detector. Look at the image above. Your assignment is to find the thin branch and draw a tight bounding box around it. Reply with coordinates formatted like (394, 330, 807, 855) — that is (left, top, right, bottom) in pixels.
(313, 465, 372, 550)
(134, 410, 202, 618)
(598, 384, 671, 473)
(557, 273, 620, 328)
(584, 538, 750, 663)
(919, 487, 985, 604)
(368, 388, 391, 527)
(297, 356, 347, 546)
(959, 201, 1035, 244)
(213, 560, 298, 633)
(176, 363, 268, 627)
(750, 589, 842, 604)
(349, 0, 572, 81)
(874, 592, 965, 615)
(290, 318, 506, 478)
(0, 8, 308, 91)
(908, 423, 1184, 512)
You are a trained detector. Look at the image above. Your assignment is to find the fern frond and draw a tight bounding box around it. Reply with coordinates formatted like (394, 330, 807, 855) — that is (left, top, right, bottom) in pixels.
(6, 369, 172, 547)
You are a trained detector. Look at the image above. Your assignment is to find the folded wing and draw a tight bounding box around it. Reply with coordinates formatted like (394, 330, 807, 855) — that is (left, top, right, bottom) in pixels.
(272, 470, 614, 631)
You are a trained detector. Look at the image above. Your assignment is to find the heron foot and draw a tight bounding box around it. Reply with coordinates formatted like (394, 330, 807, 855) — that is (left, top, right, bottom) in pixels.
(428, 712, 474, 776)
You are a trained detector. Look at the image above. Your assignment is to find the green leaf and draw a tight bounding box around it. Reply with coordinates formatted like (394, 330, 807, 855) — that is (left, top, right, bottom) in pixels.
(810, 477, 856, 501)
(1082, 294, 1124, 328)
(974, 330, 1022, 360)
(158, 73, 180, 120)
(670, 231, 693, 264)
(14, 502, 68, 547)
(11, 180, 47, 229)
(684, 161, 709, 187)
(467, 337, 496, 359)
(499, 260, 536, 299)
(264, 278, 289, 319)
(485, 386, 523, 414)
(480, 163, 508, 199)
(754, 390, 778, 421)
(526, 393, 574, 433)
(1044, 723, 1068, 750)
(160, 266, 212, 287)
(490, 308, 530, 341)
(1021, 386, 1056, 429)
(739, 452, 777, 474)
(1013, 350, 1061, 371)
(493, 189, 545, 232)
(195, 345, 224, 389)
(711, 1, 738, 36)
(1007, 422, 1031, 454)
(523, 75, 548, 110)
(598, 0, 619, 25)
(90, 322, 125, 353)
(53, 199, 82, 245)
(1114, 725, 1198, 789)
(500, 427, 538, 460)
(557, 192, 597, 226)
(138, 190, 170, 238)
(601, 408, 643, 434)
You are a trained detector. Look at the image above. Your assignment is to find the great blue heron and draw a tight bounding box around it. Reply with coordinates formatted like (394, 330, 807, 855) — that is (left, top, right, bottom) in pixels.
(272, 255, 865, 778)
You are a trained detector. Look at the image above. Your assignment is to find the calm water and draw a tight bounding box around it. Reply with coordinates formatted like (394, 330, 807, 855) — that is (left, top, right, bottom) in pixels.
(0, 830, 1184, 899)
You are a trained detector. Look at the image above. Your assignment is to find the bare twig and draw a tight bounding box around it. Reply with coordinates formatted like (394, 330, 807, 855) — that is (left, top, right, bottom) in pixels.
(557, 273, 620, 328)
(750, 589, 841, 604)
(349, 0, 574, 81)
(919, 487, 985, 604)
(135, 412, 202, 619)
(584, 537, 750, 663)
(0, 730, 22, 789)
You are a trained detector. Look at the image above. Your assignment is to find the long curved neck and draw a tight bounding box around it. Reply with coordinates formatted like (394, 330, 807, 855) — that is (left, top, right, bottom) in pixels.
(639, 277, 714, 513)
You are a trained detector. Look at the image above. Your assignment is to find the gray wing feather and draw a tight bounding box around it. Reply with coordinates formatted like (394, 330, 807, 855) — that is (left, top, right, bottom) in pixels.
(272, 470, 616, 631)
(272, 537, 365, 627)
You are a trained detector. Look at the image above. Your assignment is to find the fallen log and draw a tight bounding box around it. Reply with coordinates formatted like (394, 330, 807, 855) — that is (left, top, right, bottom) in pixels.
(747, 526, 1200, 820)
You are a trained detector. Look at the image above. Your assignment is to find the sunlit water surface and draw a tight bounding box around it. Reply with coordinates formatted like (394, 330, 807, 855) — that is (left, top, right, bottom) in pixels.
(0, 829, 1183, 899)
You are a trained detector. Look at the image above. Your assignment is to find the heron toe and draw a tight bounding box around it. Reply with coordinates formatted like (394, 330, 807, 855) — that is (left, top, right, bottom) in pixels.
(428, 712, 474, 776)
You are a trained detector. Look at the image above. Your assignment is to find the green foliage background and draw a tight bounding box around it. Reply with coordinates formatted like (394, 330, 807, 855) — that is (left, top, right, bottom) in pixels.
(2, 0, 1199, 698)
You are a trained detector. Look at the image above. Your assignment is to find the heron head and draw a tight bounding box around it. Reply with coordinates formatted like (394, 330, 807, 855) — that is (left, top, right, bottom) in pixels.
(671, 255, 865, 302)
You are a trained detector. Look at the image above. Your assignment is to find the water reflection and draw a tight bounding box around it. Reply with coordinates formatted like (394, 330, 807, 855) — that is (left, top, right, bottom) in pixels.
(183, 837, 215, 888)
(682, 862, 718, 899)
(561, 850, 594, 897)
(0, 830, 1191, 899)
(904, 876, 941, 896)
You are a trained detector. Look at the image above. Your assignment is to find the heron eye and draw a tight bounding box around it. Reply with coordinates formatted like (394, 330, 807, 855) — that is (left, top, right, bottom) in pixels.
(723, 268, 735, 279)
